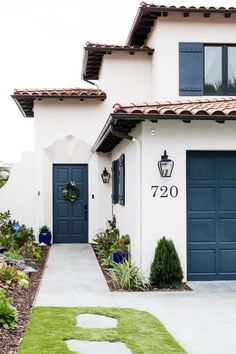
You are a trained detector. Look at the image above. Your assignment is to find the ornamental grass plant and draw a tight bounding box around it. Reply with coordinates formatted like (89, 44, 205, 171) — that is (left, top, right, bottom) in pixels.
(109, 260, 150, 291)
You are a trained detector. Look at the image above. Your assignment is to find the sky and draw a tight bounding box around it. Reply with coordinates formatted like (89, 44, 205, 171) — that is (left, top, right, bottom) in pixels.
(1, 0, 236, 163)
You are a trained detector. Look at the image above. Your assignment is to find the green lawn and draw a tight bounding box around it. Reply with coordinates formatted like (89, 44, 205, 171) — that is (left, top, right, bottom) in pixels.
(19, 307, 186, 354)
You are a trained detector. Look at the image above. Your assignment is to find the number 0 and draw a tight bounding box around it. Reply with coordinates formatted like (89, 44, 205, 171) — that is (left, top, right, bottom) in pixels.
(170, 186, 178, 198)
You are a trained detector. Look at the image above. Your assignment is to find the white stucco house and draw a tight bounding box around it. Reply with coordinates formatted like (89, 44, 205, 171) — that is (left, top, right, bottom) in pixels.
(2, 2, 236, 281)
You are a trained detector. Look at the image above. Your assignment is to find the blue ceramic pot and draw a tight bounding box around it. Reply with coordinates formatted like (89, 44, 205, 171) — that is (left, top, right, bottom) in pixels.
(112, 252, 129, 263)
(39, 232, 51, 245)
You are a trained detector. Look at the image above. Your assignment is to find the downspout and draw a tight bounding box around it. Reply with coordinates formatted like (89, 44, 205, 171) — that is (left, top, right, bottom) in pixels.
(110, 125, 142, 271)
(83, 79, 100, 90)
(132, 137, 142, 271)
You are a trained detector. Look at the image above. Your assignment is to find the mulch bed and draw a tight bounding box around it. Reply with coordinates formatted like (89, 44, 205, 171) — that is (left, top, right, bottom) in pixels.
(0, 246, 50, 354)
(92, 244, 192, 292)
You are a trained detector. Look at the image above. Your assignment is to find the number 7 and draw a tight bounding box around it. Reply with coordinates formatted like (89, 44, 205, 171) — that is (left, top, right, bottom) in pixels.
(151, 186, 159, 198)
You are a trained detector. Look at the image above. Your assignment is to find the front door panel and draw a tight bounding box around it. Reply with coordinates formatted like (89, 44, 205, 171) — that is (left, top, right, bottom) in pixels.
(53, 164, 88, 243)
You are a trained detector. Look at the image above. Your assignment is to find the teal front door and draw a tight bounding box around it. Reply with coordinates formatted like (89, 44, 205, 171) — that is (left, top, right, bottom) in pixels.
(53, 164, 88, 243)
(187, 151, 236, 280)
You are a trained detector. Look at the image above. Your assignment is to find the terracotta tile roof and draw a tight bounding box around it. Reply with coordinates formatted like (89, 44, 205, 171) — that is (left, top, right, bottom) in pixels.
(12, 87, 106, 118)
(127, 2, 236, 45)
(82, 42, 154, 80)
(85, 42, 154, 51)
(13, 87, 106, 98)
(140, 2, 236, 11)
(113, 98, 236, 116)
(93, 97, 236, 154)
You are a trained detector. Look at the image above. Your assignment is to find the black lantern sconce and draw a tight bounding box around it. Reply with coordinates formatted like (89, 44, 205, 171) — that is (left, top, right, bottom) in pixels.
(158, 150, 174, 177)
(101, 167, 111, 183)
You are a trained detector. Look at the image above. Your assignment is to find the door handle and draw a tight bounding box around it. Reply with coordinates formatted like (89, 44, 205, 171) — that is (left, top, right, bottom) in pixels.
(84, 205, 87, 221)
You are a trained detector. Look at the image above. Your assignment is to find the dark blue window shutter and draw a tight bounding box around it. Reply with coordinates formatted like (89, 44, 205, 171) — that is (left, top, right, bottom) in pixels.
(111, 160, 118, 204)
(179, 42, 204, 96)
(118, 154, 125, 206)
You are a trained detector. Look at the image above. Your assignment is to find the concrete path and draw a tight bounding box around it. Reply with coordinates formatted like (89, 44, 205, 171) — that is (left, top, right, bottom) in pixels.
(35, 244, 114, 307)
(36, 244, 236, 354)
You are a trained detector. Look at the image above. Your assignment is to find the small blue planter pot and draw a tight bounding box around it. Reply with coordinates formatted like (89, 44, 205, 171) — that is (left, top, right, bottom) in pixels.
(112, 252, 129, 264)
(39, 232, 52, 245)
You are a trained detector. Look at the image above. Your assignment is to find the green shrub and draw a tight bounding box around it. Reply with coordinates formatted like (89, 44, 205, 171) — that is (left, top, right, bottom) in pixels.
(150, 237, 183, 288)
(0, 297, 18, 329)
(109, 260, 150, 291)
(12, 225, 35, 248)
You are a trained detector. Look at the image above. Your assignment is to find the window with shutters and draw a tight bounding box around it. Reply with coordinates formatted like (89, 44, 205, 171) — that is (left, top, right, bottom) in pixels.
(111, 154, 125, 206)
(179, 43, 236, 96)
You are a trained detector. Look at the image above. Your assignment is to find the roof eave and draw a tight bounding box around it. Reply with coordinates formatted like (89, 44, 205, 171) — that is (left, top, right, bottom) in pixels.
(93, 113, 236, 153)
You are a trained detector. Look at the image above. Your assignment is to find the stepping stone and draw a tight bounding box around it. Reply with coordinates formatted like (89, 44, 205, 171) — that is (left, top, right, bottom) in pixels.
(76, 314, 117, 328)
(66, 339, 132, 354)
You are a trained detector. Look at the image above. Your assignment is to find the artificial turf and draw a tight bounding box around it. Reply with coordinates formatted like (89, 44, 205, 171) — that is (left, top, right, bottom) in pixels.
(19, 307, 186, 354)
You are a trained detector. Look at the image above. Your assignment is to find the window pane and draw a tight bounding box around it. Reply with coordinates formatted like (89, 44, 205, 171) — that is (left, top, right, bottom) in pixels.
(204, 46, 222, 94)
(228, 47, 236, 93)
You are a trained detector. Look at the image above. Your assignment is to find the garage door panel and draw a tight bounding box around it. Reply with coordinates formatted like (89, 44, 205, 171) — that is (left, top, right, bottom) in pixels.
(187, 151, 236, 280)
(189, 250, 216, 274)
(219, 219, 236, 242)
(218, 157, 236, 180)
(188, 157, 215, 180)
(189, 188, 215, 211)
(219, 250, 236, 273)
(218, 188, 236, 211)
(189, 219, 215, 242)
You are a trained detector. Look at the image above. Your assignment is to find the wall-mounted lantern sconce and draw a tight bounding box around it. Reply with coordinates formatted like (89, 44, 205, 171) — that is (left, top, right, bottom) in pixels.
(101, 167, 111, 183)
(158, 150, 174, 177)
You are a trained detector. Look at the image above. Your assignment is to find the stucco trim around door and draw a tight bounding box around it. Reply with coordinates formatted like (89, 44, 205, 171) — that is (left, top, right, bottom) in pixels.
(53, 164, 88, 243)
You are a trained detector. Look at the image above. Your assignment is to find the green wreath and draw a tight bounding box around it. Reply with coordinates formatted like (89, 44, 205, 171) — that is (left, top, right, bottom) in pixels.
(62, 181, 79, 202)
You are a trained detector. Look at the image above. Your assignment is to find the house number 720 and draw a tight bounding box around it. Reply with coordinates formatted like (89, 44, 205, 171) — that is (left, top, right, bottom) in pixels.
(151, 185, 178, 198)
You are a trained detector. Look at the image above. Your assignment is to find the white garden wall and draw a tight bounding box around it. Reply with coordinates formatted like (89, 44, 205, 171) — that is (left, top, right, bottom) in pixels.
(0, 152, 35, 229)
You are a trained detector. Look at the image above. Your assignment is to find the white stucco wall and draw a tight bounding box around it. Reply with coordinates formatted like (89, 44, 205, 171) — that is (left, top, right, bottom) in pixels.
(0, 152, 35, 229)
(111, 125, 142, 267)
(147, 12, 236, 101)
(33, 100, 112, 240)
(99, 52, 152, 104)
(141, 120, 236, 279)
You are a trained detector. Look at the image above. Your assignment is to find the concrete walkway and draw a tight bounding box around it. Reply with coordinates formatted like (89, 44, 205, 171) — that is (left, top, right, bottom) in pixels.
(36, 244, 236, 354)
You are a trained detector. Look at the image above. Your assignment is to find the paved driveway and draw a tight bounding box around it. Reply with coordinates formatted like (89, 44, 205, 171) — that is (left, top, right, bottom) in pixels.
(36, 244, 236, 354)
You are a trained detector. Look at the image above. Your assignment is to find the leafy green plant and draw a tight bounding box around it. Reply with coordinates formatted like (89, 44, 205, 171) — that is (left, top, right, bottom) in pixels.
(39, 225, 50, 233)
(101, 256, 115, 268)
(19, 242, 42, 260)
(0, 264, 29, 289)
(3, 251, 25, 265)
(0, 210, 11, 230)
(109, 260, 150, 291)
(150, 237, 183, 289)
(0, 264, 18, 285)
(0, 294, 18, 329)
(110, 234, 130, 253)
(12, 225, 35, 248)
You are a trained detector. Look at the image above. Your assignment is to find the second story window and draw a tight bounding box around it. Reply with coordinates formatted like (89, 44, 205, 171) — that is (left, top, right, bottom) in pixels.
(179, 43, 236, 96)
(205, 45, 236, 95)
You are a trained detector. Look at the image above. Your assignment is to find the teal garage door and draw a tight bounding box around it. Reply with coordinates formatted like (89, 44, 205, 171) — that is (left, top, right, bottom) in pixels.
(187, 151, 236, 280)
